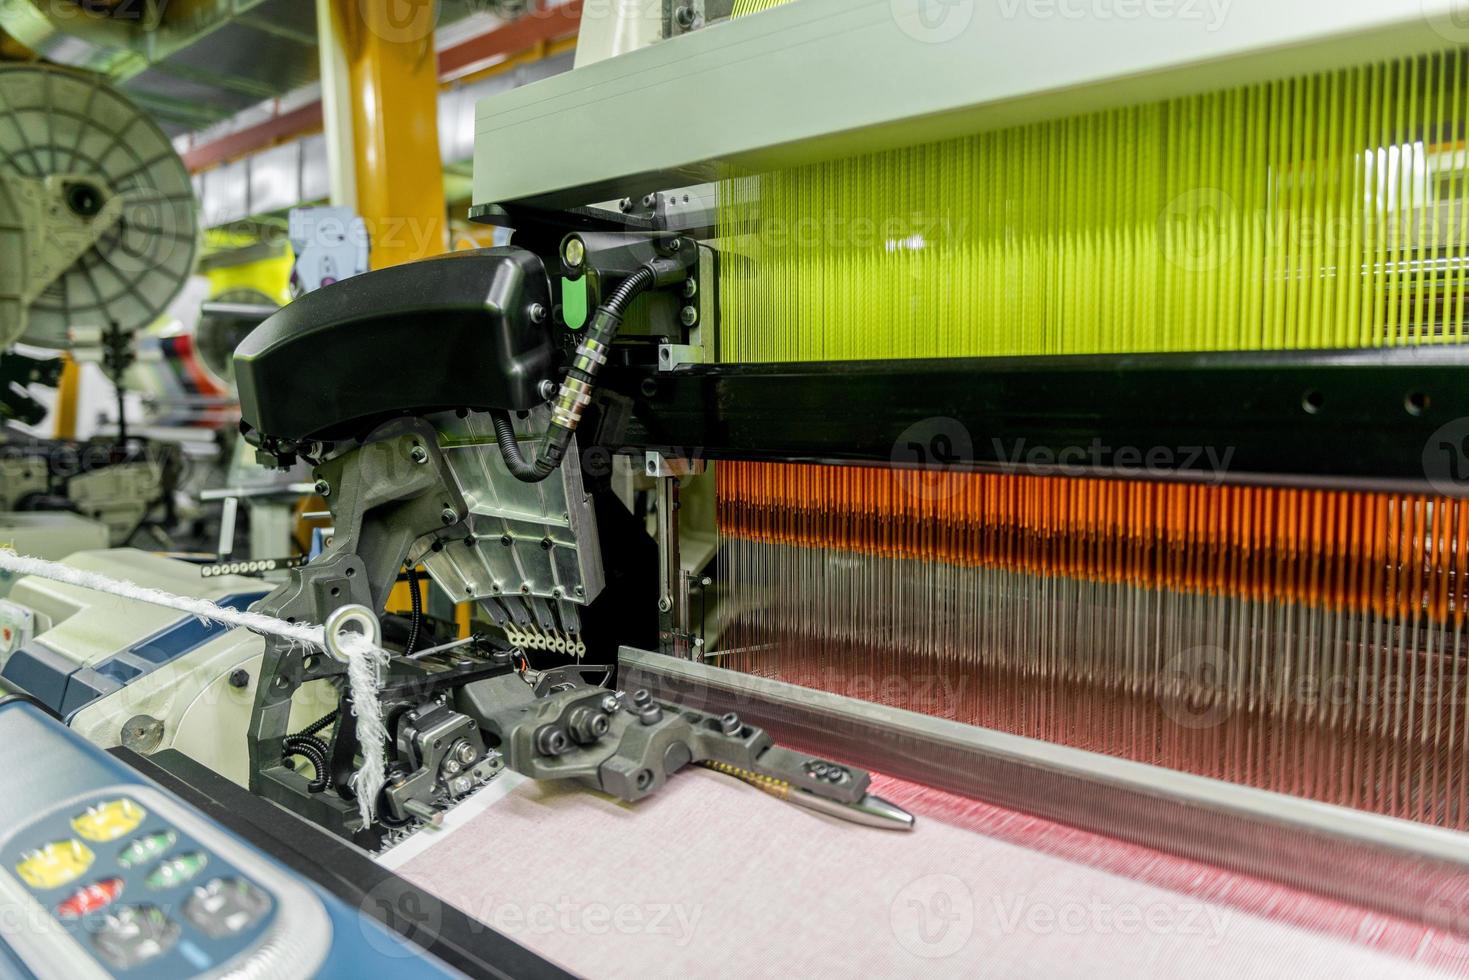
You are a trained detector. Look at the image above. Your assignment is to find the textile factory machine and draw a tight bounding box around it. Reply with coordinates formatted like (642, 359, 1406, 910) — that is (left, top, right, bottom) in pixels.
(0, 63, 196, 563)
(13, 0, 1469, 976)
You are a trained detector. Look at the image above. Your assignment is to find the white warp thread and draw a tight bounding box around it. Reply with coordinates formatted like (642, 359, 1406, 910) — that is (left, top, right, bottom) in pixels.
(0, 550, 389, 825)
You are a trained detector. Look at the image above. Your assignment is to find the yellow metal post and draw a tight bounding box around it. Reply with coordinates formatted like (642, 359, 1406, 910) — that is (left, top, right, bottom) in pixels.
(52, 354, 79, 440)
(321, 0, 447, 269)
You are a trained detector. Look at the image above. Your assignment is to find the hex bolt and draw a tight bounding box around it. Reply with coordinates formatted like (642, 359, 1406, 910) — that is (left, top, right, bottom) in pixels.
(314, 479, 330, 497)
(409, 445, 429, 464)
(535, 725, 570, 757)
(440, 508, 458, 525)
(601, 694, 622, 713)
(720, 712, 741, 736)
(228, 669, 250, 689)
(451, 776, 472, 795)
(680, 306, 698, 327)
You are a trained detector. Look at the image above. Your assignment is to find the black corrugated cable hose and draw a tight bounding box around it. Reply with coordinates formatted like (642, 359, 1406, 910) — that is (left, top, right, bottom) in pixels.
(494, 266, 657, 483)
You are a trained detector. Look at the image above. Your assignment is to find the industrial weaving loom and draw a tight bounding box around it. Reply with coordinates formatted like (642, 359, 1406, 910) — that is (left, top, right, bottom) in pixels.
(14, 1, 1469, 976)
(706, 2, 1469, 831)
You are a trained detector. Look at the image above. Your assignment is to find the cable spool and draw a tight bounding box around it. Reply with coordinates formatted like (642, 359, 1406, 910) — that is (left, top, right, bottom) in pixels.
(0, 64, 197, 350)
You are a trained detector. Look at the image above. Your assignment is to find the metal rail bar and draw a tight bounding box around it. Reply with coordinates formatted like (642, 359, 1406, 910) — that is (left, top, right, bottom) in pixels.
(619, 646, 1469, 934)
(596, 346, 1469, 494)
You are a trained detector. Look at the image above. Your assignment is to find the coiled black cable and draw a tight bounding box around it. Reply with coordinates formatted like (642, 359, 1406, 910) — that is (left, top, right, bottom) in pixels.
(404, 565, 423, 654)
(496, 266, 658, 483)
(282, 734, 330, 792)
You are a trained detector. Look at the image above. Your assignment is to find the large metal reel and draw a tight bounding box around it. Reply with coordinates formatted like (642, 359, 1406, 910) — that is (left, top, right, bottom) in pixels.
(0, 63, 197, 349)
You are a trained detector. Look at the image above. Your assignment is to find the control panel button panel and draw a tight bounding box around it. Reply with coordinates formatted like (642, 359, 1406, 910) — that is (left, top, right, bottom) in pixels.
(2, 792, 279, 977)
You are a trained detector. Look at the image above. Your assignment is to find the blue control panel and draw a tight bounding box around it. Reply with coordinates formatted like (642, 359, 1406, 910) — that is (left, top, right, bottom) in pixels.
(0, 700, 461, 979)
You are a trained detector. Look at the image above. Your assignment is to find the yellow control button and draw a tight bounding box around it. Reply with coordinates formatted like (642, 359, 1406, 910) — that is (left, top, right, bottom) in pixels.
(71, 799, 146, 843)
(16, 840, 95, 890)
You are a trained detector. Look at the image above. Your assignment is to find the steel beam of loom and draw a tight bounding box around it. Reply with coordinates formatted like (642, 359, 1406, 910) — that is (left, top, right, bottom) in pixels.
(597, 347, 1469, 494)
(618, 646, 1469, 936)
(472, 0, 1469, 210)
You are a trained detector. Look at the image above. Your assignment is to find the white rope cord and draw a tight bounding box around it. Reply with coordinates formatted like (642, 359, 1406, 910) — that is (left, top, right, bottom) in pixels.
(0, 550, 389, 825)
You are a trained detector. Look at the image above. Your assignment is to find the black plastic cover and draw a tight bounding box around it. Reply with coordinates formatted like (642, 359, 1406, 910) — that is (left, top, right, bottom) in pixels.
(235, 248, 554, 443)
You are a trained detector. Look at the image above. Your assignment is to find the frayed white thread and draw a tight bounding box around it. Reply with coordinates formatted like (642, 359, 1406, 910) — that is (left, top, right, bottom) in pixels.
(340, 631, 390, 826)
(0, 550, 390, 824)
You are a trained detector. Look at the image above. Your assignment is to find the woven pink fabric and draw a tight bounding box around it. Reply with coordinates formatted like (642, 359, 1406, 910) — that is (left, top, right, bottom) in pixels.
(385, 768, 1468, 978)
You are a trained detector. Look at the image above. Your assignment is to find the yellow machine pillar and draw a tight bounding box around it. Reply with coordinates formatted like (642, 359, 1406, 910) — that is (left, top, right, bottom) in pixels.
(317, 0, 447, 269)
(51, 354, 79, 440)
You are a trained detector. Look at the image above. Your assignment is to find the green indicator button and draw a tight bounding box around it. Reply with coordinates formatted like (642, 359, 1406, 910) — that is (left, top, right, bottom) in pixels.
(118, 831, 176, 870)
(146, 852, 207, 890)
(561, 277, 588, 330)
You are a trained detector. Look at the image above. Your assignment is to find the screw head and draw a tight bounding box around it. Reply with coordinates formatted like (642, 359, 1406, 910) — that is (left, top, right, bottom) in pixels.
(313, 479, 330, 497)
(228, 668, 250, 689)
(457, 742, 477, 764)
(682, 278, 698, 298)
(658, 595, 673, 613)
(529, 302, 547, 324)
(675, 3, 695, 28)
(641, 193, 657, 208)
(601, 694, 621, 713)
(720, 712, 741, 735)
(409, 445, 429, 464)
(680, 306, 698, 327)
(441, 508, 458, 525)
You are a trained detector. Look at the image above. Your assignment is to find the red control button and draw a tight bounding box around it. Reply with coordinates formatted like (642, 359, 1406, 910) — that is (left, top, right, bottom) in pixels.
(56, 878, 124, 919)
